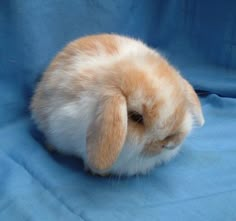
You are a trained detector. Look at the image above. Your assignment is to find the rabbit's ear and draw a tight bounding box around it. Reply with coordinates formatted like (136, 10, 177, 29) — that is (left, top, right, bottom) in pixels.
(86, 95, 127, 173)
(183, 79, 205, 127)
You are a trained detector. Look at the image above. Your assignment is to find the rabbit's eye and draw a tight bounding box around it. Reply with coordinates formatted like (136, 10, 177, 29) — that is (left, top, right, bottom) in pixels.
(128, 111, 144, 124)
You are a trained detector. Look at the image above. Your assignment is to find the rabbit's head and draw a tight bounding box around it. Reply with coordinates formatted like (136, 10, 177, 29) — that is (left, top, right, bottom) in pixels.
(83, 36, 204, 175)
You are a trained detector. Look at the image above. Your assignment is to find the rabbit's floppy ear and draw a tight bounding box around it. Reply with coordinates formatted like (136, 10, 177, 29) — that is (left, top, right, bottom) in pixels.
(183, 79, 205, 127)
(86, 95, 127, 173)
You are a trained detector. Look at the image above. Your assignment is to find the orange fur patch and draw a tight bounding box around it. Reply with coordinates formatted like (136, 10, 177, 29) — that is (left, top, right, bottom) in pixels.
(68, 34, 118, 56)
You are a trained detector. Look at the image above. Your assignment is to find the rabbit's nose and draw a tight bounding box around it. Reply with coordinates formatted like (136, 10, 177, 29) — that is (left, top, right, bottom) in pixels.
(142, 141, 162, 156)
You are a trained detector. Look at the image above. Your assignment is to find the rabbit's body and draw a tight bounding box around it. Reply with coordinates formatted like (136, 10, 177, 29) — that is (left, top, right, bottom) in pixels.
(31, 34, 204, 176)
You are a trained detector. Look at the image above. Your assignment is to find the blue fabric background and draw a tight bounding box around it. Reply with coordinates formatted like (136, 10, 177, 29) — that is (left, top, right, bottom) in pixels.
(0, 1, 236, 220)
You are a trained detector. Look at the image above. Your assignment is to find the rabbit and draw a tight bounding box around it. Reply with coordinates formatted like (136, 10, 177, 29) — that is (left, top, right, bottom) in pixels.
(30, 34, 204, 176)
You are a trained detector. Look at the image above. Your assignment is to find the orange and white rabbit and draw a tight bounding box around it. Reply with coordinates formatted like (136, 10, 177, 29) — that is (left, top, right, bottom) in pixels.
(31, 34, 204, 176)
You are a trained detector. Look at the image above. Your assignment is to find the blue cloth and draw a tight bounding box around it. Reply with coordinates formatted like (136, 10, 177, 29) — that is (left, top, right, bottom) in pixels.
(1, 1, 236, 220)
